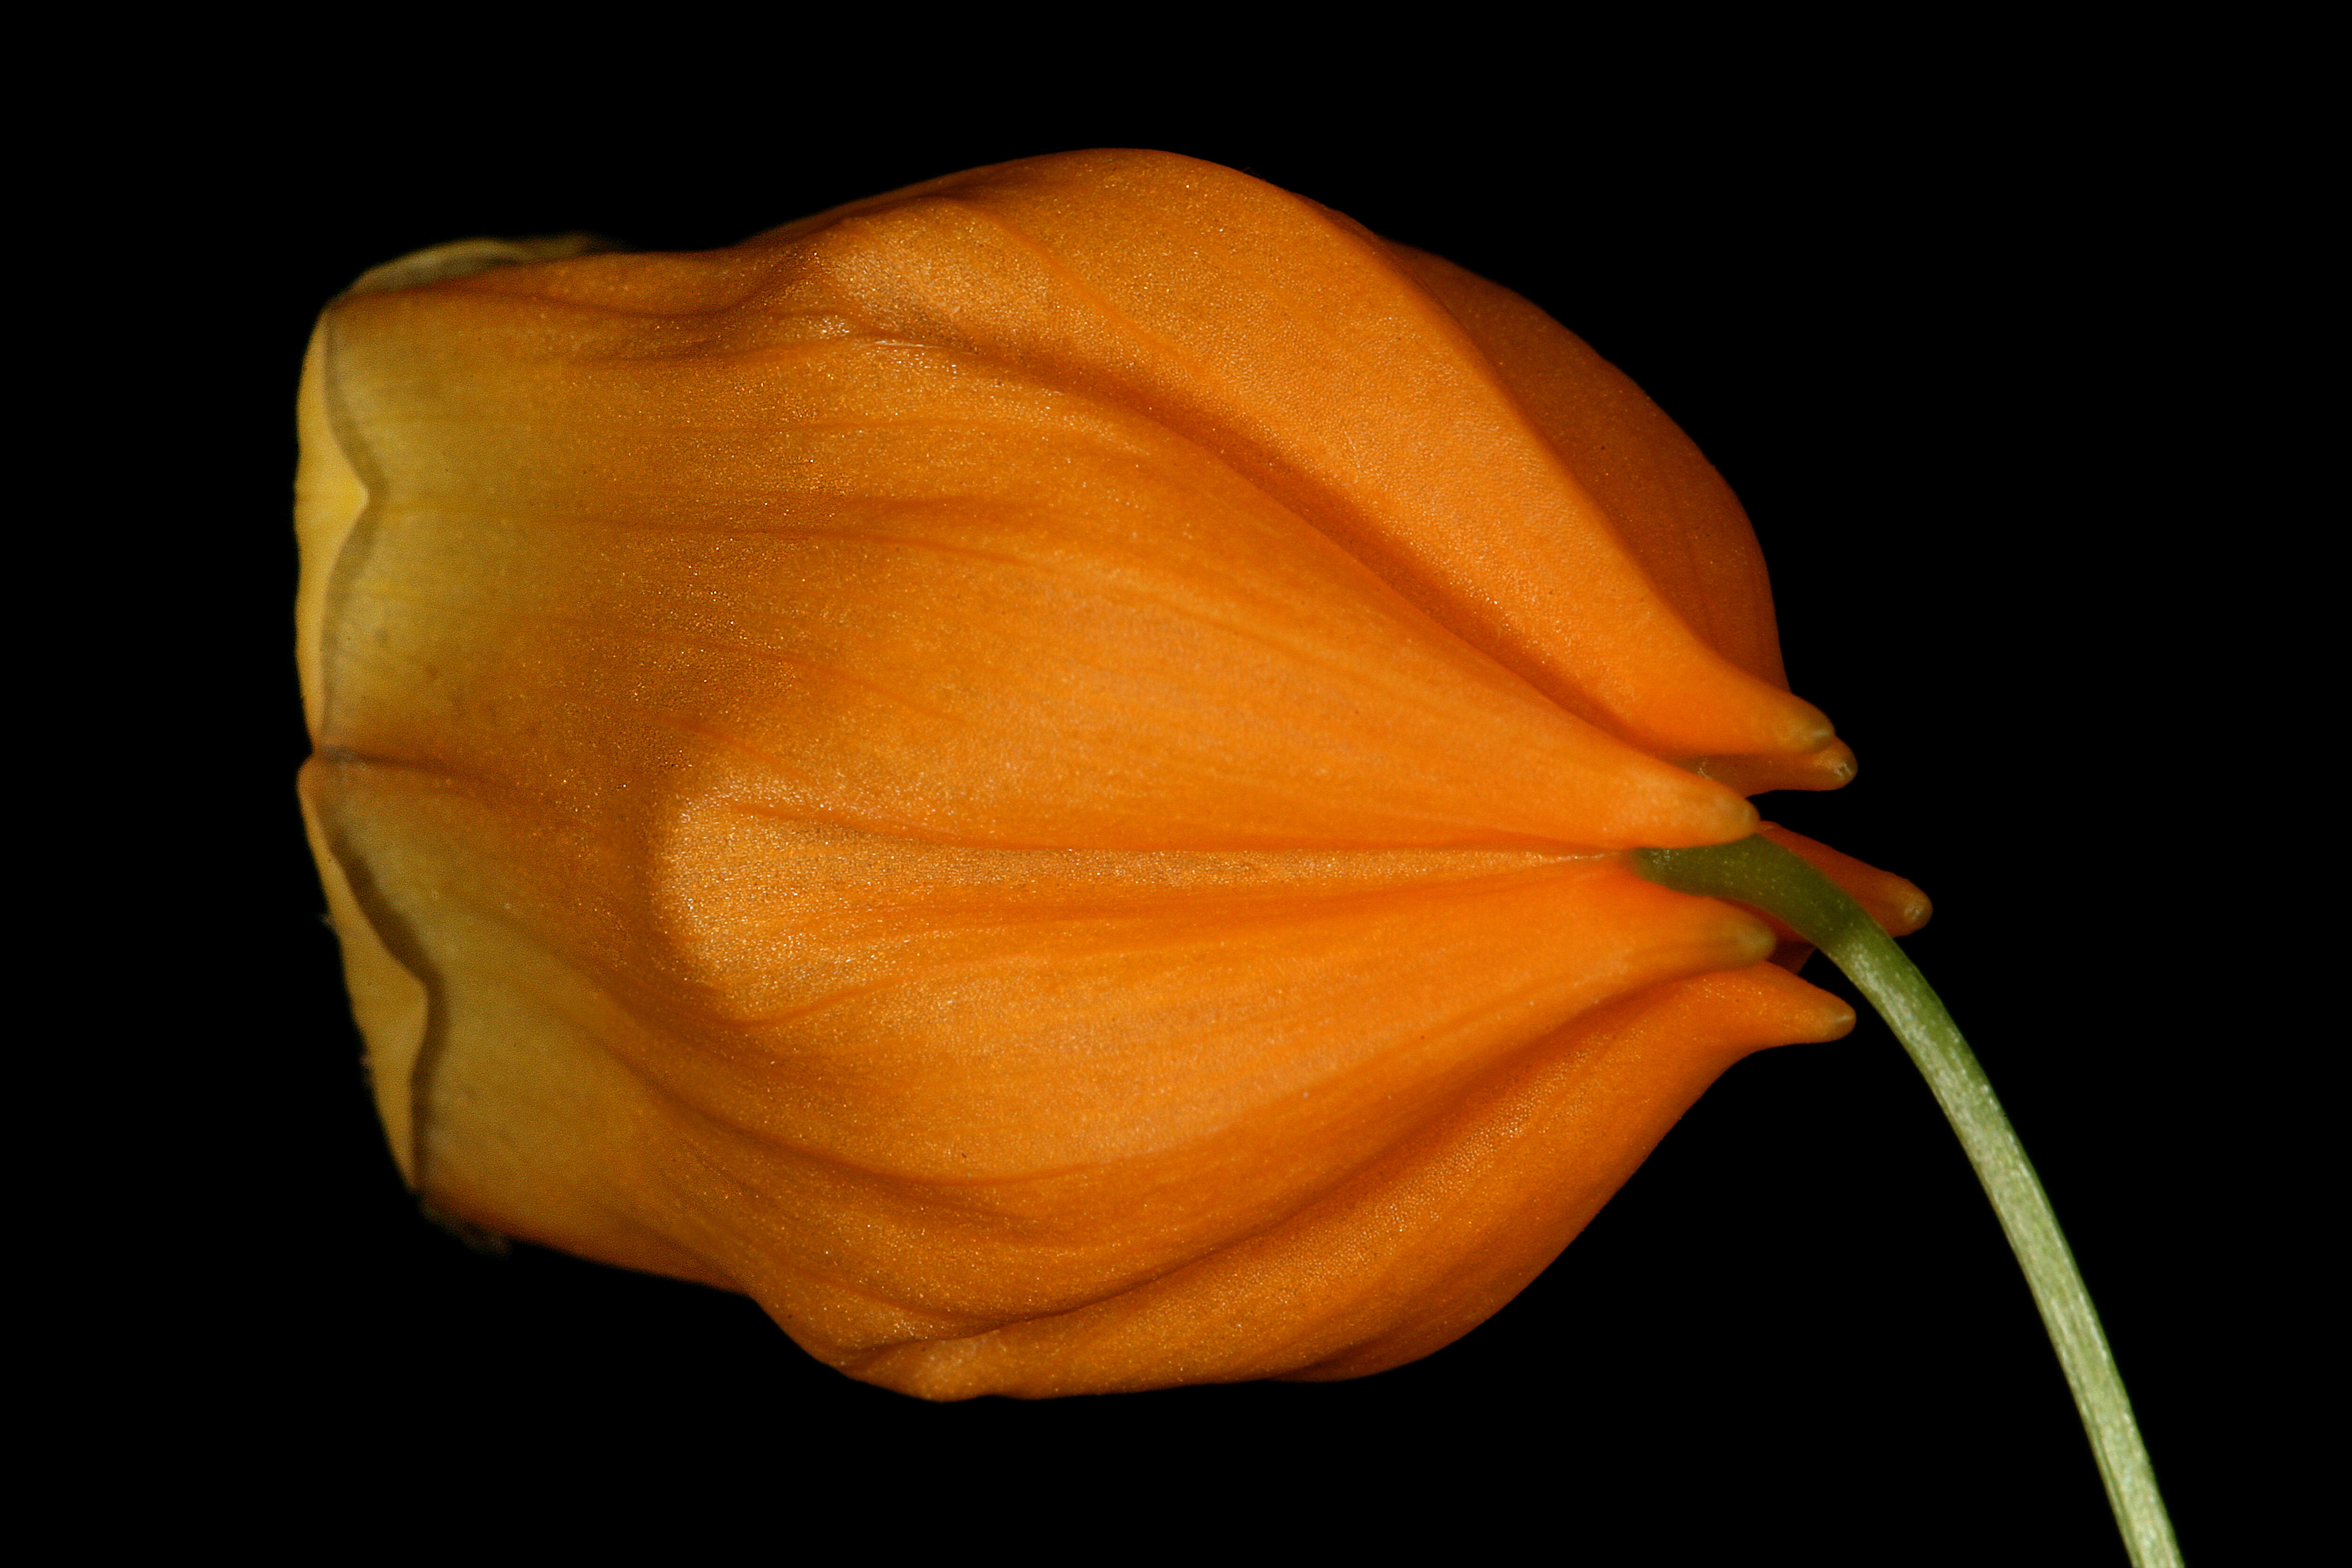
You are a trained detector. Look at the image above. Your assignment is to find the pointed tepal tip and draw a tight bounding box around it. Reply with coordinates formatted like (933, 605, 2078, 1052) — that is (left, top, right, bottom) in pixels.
(1782, 700, 1838, 754)
(1727, 912, 1780, 967)
(1609, 762, 1763, 849)
(1677, 740, 1857, 797)
(1810, 739, 1859, 787)
(1680, 783, 1763, 848)
(1886, 879, 1933, 936)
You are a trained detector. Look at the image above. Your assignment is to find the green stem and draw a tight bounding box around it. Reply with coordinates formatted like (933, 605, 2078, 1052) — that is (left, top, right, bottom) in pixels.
(1633, 835, 2180, 1567)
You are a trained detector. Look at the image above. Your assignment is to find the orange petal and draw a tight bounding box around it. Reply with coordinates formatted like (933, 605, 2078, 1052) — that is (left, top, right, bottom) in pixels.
(318, 254, 1756, 850)
(844, 964, 1854, 1398)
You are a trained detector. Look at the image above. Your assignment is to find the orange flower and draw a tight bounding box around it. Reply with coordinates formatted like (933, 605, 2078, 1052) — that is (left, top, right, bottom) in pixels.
(297, 150, 1924, 1398)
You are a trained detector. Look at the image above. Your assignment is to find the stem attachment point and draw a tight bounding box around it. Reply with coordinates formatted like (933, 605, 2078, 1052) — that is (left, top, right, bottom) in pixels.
(1633, 836, 2181, 1567)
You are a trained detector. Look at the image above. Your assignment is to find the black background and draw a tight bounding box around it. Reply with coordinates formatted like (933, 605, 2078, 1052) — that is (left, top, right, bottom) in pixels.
(106, 49, 2297, 1560)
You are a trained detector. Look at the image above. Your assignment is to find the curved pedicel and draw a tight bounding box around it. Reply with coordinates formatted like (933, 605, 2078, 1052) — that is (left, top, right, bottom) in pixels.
(1635, 835, 2181, 1568)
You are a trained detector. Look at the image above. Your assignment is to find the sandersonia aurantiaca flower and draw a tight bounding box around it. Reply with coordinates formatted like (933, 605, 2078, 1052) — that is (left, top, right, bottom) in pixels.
(298, 150, 2172, 1560)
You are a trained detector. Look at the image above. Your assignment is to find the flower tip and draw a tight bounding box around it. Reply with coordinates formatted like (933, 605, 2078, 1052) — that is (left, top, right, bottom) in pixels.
(1699, 790, 1763, 845)
(1680, 741, 1856, 797)
(1784, 703, 1838, 754)
(1729, 913, 1780, 966)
